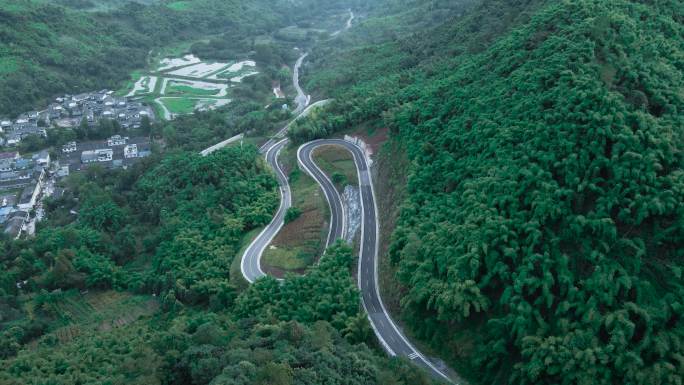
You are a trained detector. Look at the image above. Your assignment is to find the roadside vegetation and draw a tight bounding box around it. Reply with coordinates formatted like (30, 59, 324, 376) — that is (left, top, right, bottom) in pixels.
(0, 2, 437, 378)
(312, 145, 358, 191)
(262, 147, 328, 275)
(3, 0, 682, 384)
(286, 0, 684, 383)
(1, 128, 432, 383)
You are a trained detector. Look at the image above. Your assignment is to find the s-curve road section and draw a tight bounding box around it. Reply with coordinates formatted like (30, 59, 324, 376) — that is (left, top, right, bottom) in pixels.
(298, 139, 457, 384)
(237, 45, 456, 383)
(244, 52, 330, 282)
(241, 138, 290, 283)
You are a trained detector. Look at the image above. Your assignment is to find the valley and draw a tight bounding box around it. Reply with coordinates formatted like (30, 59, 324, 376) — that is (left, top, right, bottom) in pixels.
(0, 1, 682, 385)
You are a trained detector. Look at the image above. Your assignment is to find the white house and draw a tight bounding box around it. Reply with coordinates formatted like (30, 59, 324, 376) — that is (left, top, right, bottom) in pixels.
(81, 149, 113, 163)
(17, 168, 45, 211)
(33, 151, 50, 167)
(107, 135, 128, 147)
(62, 142, 77, 153)
(124, 144, 138, 158)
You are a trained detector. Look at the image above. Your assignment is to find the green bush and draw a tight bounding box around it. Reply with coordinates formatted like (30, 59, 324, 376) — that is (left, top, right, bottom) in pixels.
(284, 207, 302, 224)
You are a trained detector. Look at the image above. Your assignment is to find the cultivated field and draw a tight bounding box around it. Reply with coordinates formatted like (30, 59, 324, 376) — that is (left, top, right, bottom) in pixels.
(122, 54, 260, 119)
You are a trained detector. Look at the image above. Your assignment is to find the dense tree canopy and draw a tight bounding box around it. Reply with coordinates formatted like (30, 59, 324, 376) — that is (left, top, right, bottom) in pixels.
(2, 0, 682, 383)
(291, 0, 684, 383)
(0, 118, 433, 384)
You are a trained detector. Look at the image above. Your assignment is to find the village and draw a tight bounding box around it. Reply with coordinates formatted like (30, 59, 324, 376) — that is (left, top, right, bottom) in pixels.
(0, 91, 156, 239)
(0, 90, 154, 146)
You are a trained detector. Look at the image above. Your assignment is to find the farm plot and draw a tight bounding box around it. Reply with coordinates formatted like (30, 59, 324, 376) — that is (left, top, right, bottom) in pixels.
(228, 71, 259, 83)
(162, 79, 229, 97)
(44, 290, 159, 345)
(167, 61, 229, 78)
(208, 60, 257, 80)
(155, 97, 231, 119)
(157, 54, 201, 71)
(122, 55, 258, 120)
(126, 76, 158, 96)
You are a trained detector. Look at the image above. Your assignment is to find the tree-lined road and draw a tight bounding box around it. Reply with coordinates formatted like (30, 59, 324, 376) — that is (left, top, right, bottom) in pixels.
(297, 140, 456, 384)
(238, 22, 457, 383)
(259, 52, 310, 153)
(241, 138, 290, 283)
(241, 136, 456, 382)
(292, 53, 310, 115)
(331, 9, 355, 37)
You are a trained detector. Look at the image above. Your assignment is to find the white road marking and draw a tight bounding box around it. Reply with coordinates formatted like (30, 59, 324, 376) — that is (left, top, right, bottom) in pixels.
(235, 134, 456, 383)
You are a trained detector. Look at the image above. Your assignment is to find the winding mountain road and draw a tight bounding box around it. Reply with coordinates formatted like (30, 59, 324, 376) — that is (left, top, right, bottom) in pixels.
(292, 53, 310, 115)
(331, 9, 355, 37)
(259, 52, 311, 153)
(238, 20, 458, 383)
(297, 140, 456, 384)
(241, 136, 457, 382)
(240, 138, 290, 283)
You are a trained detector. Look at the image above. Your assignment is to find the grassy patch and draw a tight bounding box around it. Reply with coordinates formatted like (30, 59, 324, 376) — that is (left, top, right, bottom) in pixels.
(262, 245, 310, 271)
(152, 76, 164, 94)
(214, 65, 258, 80)
(116, 71, 144, 96)
(262, 147, 328, 275)
(166, 83, 221, 97)
(275, 26, 310, 42)
(145, 95, 165, 118)
(242, 135, 269, 148)
(254, 35, 275, 45)
(159, 97, 197, 114)
(117, 70, 161, 96)
(167, 1, 192, 11)
(31, 289, 159, 346)
(0, 188, 22, 201)
(312, 145, 358, 191)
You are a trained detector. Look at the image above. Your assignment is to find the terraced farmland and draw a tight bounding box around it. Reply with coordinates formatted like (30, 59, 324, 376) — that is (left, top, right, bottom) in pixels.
(122, 54, 261, 119)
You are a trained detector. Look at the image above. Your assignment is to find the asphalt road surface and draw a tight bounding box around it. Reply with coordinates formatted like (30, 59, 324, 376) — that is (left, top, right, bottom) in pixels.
(240, 138, 290, 283)
(258, 52, 311, 153)
(240, 136, 458, 382)
(331, 9, 355, 36)
(292, 52, 310, 115)
(237, 41, 457, 383)
(297, 139, 456, 384)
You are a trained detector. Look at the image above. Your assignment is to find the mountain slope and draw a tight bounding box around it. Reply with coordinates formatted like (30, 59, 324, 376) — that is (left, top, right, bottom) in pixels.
(291, 0, 684, 383)
(390, 2, 684, 383)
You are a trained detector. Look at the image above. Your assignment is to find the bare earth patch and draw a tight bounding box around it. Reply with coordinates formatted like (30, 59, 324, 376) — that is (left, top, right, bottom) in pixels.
(262, 147, 328, 277)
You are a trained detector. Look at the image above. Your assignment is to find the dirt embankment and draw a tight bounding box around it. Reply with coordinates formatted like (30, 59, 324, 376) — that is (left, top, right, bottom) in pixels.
(372, 136, 410, 315)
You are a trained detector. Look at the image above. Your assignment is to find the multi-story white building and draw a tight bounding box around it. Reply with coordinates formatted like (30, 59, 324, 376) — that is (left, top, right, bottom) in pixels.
(81, 149, 113, 163)
(124, 144, 138, 159)
(107, 135, 128, 147)
(62, 142, 77, 153)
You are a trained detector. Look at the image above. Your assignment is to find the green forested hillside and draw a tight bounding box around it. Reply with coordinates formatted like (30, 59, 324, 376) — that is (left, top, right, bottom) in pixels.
(0, 142, 432, 383)
(0, 1, 438, 382)
(0, 146, 277, 316)
(1, 242, 432, 384)
(2, 0, 683, 383)
(291, 0, 684, 383)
